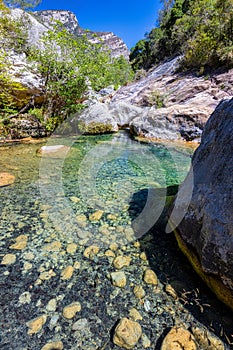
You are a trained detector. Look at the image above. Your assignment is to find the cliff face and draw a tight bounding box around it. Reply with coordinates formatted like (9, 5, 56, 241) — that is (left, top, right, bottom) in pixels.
(34, 10, 130, 59)
(34, 10, 82, 35)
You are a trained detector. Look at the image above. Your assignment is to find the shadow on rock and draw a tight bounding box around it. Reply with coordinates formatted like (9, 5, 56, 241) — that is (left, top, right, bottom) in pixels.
(128, 187, 233, 347)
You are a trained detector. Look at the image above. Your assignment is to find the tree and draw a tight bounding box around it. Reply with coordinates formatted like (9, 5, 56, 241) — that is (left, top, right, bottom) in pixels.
(0, 0, 27, 115)
(3, 0, 41, 9)
(30, 23, 134, 128)
(130, 0, 233, 71)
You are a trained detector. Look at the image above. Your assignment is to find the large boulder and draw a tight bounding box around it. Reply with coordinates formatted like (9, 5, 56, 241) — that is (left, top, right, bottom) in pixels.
(169, 98, 233, 309)
(75, 102, 144, 134)
(130, 104, 212, 141)
(112, 57, 233, 142)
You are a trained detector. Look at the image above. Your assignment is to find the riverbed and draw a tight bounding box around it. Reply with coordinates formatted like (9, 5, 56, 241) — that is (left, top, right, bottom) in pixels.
(0, 132, 232, 349)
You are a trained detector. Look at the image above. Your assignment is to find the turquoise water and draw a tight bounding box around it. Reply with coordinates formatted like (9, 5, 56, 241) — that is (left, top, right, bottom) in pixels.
(0, 132, 193, 247)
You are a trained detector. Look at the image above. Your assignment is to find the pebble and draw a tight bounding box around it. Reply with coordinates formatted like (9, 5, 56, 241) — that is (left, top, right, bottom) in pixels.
(134, 241, 140, 248)
(89, 210, 104, 222)
(46, 298, 57, 312)
(107, 214, 117, 220)
(113, 317, 142, 349)
(70, 196, 80, 203)
(139, 252, 147, 261)
(1, 253, 16, 265)
(110, 271, 127, 288)
(0, 172, 15, 187)
(99, 227, 110, 235)
(73, 261, 81, 269)
(161, 327, 198, 350)
(42, 241, 62, 252)
(60, 265, 74, 280)
(133, 285, 146, 299)
(19, 291, 31, 305)
(109, 243, 118, 251)
(105, 249, 115, 258)
(113, 255, 131, 269)
(41, 341, 63, 350)
(24, 252, 35, 260)
(129, 308, 143, 321)
(27, 315, 47, 335)
(39, 269, 56, 281)
(72, 318, 89, 331)
(23, 262, 32, 271)
(143, 269, 158, 285)
(9, 234, 28, 250)
(83, 245, 100, 259)
(141, 333, 151, 348)
(76, 214, 87, 223)
(66, 243, 77, 254)
(191, 326, 225, 350)
(62, 302, 81, 319)
(165, 284, 178, 300)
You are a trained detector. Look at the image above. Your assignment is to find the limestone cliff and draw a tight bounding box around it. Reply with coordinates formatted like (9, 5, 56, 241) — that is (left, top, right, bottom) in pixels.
(34, 10, 129, 59)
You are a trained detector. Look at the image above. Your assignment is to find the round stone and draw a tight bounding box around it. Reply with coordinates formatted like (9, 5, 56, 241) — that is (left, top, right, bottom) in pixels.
(113, 317, 142, 349)
(161, 327, 198, 350)
(0, 172, 15, 187)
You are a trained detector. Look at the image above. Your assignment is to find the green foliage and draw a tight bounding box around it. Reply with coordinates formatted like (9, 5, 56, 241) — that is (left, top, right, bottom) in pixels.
(0, 0, 28, 52)
(0, 2, 27, 116)
(3, 0, 41, 9)
(130, 0, 233, 71)
(147, 90, 165, 108)
(0, 58, 26, 115)
(30, 23, 133, 127)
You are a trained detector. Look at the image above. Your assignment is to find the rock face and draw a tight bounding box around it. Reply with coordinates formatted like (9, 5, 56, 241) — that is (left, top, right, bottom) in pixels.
(9, 116, 47, 139)
(34, 10, 129, 59)
(170, 98, 233, 309)
(112, 57, 233, 141)
(129, 104, 212, 141)
(76, 102, 143, 133)
(90, 31, 130, 59)
(76, 100, 211, 141)
(34, 10, 81, 35)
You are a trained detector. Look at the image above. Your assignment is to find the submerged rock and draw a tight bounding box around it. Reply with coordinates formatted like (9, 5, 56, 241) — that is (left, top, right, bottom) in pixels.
(37, 145, 70, 158)
(170, 98, 233, 310)
(113, 317, 142, 349)
(0, 172, 15, 187)
(161, 327, 198, 350)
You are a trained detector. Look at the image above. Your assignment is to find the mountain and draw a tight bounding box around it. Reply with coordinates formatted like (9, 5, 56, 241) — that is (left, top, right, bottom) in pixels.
(33, 10, 130, 59)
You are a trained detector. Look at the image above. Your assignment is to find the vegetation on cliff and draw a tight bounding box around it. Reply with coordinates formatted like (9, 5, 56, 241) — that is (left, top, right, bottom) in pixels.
(130, 0, 233, 72)
(0, 1, 28, 115)
(0, 1, 134, 134)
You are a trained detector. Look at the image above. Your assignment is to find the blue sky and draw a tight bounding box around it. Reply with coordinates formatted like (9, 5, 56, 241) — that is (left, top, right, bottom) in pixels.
(34, 1, 162, 49)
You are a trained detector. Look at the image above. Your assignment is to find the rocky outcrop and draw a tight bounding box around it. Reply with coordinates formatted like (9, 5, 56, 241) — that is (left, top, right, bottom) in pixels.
(112, 57, 232, 107)
(34, 10, 129, 59)
(89, 31, 130, 59)
(76, 100, 211, 141)
(129, 104, 212, 141)
(6, 115, 47, 139)
(111, 57, 233, 141)
(34, 10, 81, 35)
(76, 102, 143, 133)
(169, 98, 233, 309)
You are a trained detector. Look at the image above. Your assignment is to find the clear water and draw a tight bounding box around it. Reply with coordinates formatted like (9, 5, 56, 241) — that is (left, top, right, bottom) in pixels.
(0, 131, 193, 248)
